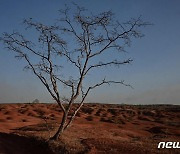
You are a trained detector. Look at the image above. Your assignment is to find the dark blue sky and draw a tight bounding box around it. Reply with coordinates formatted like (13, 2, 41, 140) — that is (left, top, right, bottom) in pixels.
(0, 0, 180, 104)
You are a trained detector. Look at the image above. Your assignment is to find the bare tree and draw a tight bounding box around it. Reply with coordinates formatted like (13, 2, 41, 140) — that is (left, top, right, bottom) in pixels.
(0, 5, 149, 140)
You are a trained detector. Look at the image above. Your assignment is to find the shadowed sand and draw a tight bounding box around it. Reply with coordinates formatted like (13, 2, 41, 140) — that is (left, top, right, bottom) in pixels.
(0, 132, 53, 154)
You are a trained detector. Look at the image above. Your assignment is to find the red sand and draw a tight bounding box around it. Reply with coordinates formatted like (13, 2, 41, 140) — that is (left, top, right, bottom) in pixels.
(0, 103, 179, 153)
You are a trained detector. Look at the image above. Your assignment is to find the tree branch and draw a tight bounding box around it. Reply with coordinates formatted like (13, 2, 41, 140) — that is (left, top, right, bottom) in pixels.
(85, 59, 133, 75)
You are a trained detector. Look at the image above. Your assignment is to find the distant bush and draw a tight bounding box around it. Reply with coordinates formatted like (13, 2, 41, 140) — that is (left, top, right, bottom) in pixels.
(22, 119, 28, 122)
(32, 99, 40, 104)
(95, 108, 106, 116)
(85, 116, 93, 121)
(102, 113, 107, 117)
(18, 108, 28, 114)
(34, 109, 45, 117)
(126, 109, 136, 115)
(6, 117, 12, 120)
(95, 110, 101, 116)
(100, 117, 113, 123)
(142, 110, 156, 116)
(81, 107, 94, 114)
(107, 108, 119, 116)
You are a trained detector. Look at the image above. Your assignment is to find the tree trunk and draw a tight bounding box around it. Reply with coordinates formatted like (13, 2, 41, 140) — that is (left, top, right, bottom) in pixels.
(50, 112, 68, 140)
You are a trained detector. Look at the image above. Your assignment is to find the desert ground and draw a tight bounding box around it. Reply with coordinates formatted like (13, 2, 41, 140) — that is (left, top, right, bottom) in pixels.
(0, 103, 179, 154)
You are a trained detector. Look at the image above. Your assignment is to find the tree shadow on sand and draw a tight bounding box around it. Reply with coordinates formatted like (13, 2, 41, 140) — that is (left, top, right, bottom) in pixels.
(0, 132, 53, 154)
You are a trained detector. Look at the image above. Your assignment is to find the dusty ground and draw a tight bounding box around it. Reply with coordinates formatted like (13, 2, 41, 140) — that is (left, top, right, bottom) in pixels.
(0, 103, 179, 154)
